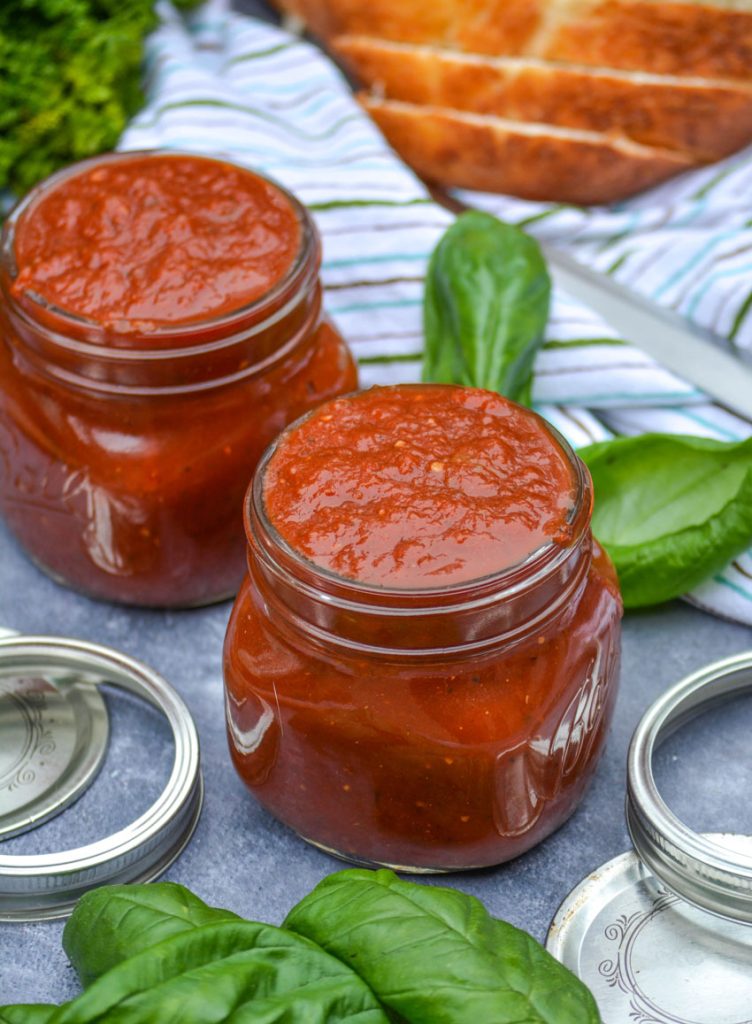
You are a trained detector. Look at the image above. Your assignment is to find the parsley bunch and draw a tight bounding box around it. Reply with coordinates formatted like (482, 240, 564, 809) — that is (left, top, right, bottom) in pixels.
(0, 0, 200, 196)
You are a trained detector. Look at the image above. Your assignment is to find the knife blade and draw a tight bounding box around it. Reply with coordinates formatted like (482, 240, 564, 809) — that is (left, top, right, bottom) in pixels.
(542, 244, 752, 423)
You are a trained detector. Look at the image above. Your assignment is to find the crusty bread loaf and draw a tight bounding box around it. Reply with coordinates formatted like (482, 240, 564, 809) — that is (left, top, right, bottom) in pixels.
(337, 36, 752, 159)
(361, 96, 695, 203)
(272, 0, 752, 202)
(276, 0, 752, 79)
(541, 1, 752, 80)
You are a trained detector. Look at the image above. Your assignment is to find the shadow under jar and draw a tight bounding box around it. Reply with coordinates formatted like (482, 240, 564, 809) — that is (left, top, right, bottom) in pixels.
(224, 384, 623, 871)
(0, 151, 357, 606)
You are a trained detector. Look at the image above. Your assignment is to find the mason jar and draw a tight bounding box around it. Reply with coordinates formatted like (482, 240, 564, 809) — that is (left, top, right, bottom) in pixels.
(224, 384, 622, 871)
(0, 151, 357, 607)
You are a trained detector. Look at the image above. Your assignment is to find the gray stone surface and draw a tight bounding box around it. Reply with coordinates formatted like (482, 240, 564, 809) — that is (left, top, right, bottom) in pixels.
(1, 509, 751, 1004)
(2, 0, 752, 1005)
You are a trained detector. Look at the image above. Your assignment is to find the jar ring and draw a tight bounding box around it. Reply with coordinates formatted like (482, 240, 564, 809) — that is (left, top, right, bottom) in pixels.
(627, 651, 752, 923)
(0, 634, 202, 921)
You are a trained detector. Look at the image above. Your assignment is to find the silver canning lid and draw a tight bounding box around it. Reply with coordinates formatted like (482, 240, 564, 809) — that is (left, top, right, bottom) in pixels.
(627, 651, 752, 923)
(0, 634, 203, 922)
(547, 651, 752, 1023)
(547, 839, 752, 1024)
(0, 627, 109, 839)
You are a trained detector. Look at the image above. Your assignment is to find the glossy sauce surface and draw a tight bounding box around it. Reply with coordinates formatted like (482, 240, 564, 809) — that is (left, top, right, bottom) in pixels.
(264, 385, 576, 587)
(12, 154, 300, 330)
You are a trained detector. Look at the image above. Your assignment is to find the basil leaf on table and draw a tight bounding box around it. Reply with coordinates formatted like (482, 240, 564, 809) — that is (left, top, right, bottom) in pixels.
(579, 433, 752, 608)
(0, 1009, 57, 1024)
(62, 883, 240, 987)
(52, 922, 388, 1024)
(3, 873, 602, 1023)
(285, 869, 600, 1024)
(423, 211, 551, 404)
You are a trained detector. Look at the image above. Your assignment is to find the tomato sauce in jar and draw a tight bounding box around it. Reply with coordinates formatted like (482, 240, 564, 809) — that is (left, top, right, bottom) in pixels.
(224, 384, 622, 870)
(0, 152, 357, 606)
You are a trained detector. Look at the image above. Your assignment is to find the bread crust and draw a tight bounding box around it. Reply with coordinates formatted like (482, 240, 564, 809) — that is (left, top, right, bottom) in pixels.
(272, 0, 455, 43)
(544, 2, 752, 79)
(274, 0, 752, 79)
(272, 0, 747, 202)
(337, 37, 752, 159)
(272, 0, 553, 50)
(361, 96, 697, 204)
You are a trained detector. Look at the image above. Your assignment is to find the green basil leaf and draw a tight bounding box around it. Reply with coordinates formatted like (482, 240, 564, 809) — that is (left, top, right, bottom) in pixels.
(579, 433, 752, 607)
(423, 211, 551, 404)
(63, 883, 240, 987)
(0, 1007, 57, 1024)
(285, 869, 600, 1024)
(50, 922, 389, 1024)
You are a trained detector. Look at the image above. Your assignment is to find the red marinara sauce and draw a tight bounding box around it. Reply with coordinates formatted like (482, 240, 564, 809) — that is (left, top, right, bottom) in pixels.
(0, 152, 357, 606)
(263, 386, 576, 586)
(12, 155, 300, 328)
(224, 384, 622, 870)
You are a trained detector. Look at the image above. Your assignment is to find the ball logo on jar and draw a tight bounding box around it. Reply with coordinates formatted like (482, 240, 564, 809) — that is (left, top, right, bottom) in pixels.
(492, 635, 619, 838)
(0, 417, 144, 579)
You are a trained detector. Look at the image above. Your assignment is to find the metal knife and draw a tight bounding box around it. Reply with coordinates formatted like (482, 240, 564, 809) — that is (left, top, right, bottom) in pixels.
(542, 244, 752, 423)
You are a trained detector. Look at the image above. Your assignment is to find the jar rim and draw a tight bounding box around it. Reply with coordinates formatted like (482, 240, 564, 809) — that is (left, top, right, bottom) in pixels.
(245, 384, 593, 610)
(0, 149, 318, 358)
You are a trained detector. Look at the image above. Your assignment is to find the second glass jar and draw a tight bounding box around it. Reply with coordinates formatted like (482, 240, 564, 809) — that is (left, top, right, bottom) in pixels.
(224, 385, 623, 871)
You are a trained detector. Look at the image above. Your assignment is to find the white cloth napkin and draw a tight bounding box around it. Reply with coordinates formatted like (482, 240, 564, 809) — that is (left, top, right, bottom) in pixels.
(121, 0, 752, 624)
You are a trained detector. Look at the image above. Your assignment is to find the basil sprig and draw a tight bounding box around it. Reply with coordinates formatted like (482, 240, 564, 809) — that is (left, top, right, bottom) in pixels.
(286, 869, 600, 1024)
(423, 211, 551, 404)
(7, 896, 388, 1024)
(580, 433, 752, 608)
(62, 882, 241, 987)
(1, 872, 600, 1024)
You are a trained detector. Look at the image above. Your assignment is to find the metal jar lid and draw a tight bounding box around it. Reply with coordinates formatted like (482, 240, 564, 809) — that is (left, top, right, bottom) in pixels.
(547, 652, 752, 1024)
(0, 634, 203, 921)
(0, 627, 109, 840)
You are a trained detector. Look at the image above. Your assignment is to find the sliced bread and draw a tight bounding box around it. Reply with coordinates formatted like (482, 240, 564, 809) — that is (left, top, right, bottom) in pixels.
(337, 36, 752, 159)
(360, 95, 697, 203)
(540, 1, 752, 79)
(274, 0, 752, 79)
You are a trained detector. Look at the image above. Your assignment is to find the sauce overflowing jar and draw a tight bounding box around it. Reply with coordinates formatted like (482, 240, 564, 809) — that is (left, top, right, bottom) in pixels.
(224, 384, 622, 871)
(0, 151, 357, 607)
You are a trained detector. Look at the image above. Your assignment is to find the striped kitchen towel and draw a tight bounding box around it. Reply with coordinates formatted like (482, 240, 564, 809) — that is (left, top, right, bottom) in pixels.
(120, 0, 752, 624)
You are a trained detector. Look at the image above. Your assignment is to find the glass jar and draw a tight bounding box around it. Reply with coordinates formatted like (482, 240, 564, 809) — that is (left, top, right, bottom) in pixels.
(224, 386, 622, 871)
(0, 152, 357, 607)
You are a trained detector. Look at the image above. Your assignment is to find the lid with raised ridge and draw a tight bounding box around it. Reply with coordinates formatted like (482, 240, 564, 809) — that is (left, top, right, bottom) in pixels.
(0, 631, 202, 921)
